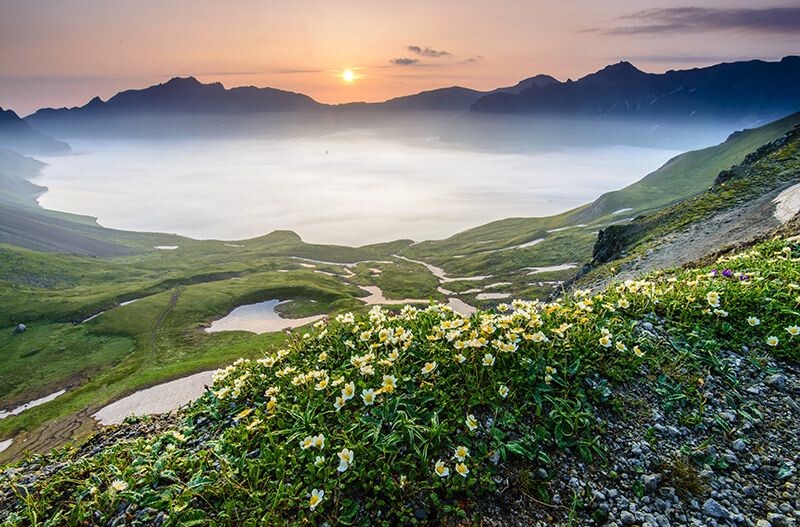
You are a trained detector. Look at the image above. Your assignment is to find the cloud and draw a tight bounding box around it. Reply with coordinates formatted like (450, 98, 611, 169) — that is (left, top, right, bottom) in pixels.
(460, 55, 484, 64)
(407, 45, 451, 58)
(390, 57, 420, 66)
(596, 6, 800, 35)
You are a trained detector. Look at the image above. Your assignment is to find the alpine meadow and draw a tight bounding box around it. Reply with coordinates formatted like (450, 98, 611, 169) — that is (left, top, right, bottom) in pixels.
(1, 2, 799, 526)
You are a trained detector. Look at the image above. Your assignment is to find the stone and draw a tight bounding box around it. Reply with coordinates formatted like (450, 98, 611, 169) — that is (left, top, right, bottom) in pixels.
(703, 498, 734, 520)
(13, 323, 26, 334)
(643, 473, 662, 492)
(765, 374, 787, 391)
(732, 439, 747, 452)
(766, 513, 793, 527)
(620, 510, 636, 525)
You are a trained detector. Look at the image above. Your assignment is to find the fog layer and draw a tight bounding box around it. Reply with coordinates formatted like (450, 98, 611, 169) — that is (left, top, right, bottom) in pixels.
(37, 131, 682, 245)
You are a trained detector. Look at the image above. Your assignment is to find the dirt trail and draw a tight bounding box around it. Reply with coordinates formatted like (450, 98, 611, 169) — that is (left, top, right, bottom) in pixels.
(149, 288, 181, 352)
(593, 182, 798, 288)
(0, 410, 97, 464)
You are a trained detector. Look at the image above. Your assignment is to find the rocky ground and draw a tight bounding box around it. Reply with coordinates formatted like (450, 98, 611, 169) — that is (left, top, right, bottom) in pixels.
(593, 186, 798, 293)
(477, 319, 799, 527)
(0, 414, 178, 514)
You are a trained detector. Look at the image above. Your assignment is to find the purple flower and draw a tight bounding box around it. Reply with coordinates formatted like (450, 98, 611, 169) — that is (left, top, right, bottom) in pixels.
(710, 269, 719, 276)
(722, 269, 733, 278)
(739, 275, 749, 281)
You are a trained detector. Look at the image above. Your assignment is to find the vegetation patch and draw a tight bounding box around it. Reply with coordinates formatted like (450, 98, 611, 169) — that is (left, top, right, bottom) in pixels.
(1, 237, 798, 525)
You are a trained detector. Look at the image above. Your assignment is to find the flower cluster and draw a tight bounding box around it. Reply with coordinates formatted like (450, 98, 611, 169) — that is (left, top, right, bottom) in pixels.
(7, 238, 798, 526)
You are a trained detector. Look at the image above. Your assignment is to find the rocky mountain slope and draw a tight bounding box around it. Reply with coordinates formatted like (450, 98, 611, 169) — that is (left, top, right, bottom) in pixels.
(581, 122, 800, 290)
(1, 233, 797, 526)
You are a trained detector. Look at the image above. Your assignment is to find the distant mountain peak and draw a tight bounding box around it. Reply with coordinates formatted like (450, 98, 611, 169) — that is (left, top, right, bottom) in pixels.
(584, 61, 646, 83)
(607, 60, 640, 72)
(1, 107, 21, 120)
(158, 76, 224, 91)
(528, 74, 560, 86)
(164, 76, 202, 85)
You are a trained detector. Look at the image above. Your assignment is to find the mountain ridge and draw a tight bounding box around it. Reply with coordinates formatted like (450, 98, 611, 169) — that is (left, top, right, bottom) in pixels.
(471, 56, 800, 124)
(22, 57, 799, 127)
(0, 107, 70, 155)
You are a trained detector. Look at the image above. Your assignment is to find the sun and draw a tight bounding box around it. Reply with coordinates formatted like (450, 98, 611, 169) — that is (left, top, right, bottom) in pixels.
(342, 69, 355, 83)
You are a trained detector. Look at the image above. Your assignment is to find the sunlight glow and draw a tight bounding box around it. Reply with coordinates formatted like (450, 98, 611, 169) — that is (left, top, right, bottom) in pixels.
(342, 69, 355, 83)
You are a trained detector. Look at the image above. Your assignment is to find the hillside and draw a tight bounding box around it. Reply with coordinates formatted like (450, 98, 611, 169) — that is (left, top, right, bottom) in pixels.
(0, 149, 186, 256)
(472, 56, 800, 126)
(1, 119, 799, 525)
(1, 232, 798, 525)
(400, 111, 800, 305)
(579, 120, 800, 289)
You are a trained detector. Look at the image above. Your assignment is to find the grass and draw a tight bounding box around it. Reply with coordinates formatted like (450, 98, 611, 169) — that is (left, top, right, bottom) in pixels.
(2, 236, 798, 525)
(0, 324, 133, 404)
(0, 241, 446, 458)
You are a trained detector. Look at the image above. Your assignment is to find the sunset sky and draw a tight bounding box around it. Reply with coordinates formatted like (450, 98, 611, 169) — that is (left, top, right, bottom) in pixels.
(1, 0, 799, 115)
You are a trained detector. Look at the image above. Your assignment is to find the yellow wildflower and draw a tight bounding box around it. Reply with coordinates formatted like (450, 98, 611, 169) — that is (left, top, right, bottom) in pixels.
(341, 382, 356, 401)
(454, 445, 470, 461)
(466, 414, 479, 431)
(381, 375, 397, 393)
(337, 448, 354, 472)
(334, 396, 345, 412)
(421, 362, 438, 375)
(309, 489, 324, 510)
(234, 408, 253, 421)
(706, 291, 721, 308)
(361, 388, 376, 406)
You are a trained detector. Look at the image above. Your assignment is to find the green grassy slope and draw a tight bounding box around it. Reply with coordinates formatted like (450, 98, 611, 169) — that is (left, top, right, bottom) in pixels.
(2, 235, 798, 525)
(0, 236, 444, 459)
(407, 111, 800, 268)
(576, 123, 800, 287)
(585, 111, 800, 218)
